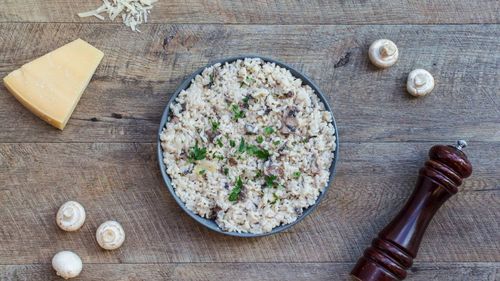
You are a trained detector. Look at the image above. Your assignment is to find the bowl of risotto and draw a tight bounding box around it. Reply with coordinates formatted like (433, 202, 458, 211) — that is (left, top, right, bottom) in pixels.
(158, 56, 338, 237)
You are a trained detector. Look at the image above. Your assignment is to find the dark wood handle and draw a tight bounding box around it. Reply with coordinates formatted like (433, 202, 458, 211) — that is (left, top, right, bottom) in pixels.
(351, 143, 472, 281)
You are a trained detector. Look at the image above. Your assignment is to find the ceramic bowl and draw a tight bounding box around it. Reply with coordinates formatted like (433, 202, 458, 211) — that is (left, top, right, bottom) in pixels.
(157, 56, 339, 237)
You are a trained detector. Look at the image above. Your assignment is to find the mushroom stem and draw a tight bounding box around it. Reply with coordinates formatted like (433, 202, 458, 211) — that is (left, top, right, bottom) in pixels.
(56, 201, 86, 232)
(368, 39, 399, 68)
(380, 43, 396, 57)
(407, 69, 435, 97)
(96, 220, 126, 250)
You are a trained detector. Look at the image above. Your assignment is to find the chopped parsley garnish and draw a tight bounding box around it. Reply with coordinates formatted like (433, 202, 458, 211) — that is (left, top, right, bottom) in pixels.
(188, 142, 207, 162)
(231, 104, 245, 121)
(216, 138, 223, 147)
(271, 193, 279, 204)
(293, 171, 301, 179)
(212, 152, 224, 161)
(237, 137, 270, 160)
(264, 175, 278, 188)
(238, 137, 246, 153)
(245, 76, 256, 84)
(229, 139, 236, 147)
(264, 126, 274, 135)
(256, 135, 264, 143)
(199, 169, 206, 175)
(254, 170, 262, 179)
(273, 140, 281, 146)
(246, 145, 270, 160)
(223, 167, 229, 175)
(210, 119, 220, 132)
(242, 96, 250, 106)
(228, 176, 243, 202)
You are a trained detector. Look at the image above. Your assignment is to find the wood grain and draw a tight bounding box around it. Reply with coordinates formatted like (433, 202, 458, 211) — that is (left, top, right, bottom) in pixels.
(1, 262, 498, 281)
(0, 23, 498, 143)
(0, 142, 498, 264)
(1, 0, 499, 279)
(1, 0, 499, 24)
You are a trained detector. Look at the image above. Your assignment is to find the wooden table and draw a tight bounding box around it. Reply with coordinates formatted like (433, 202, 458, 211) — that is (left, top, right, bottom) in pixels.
(1, 1, 499, 280)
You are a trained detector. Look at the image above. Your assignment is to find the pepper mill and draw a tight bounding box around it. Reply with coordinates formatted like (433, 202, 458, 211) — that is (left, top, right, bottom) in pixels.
(351, 140, 472, 281)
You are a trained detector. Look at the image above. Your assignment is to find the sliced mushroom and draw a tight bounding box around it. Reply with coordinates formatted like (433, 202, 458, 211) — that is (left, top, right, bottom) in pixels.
(264, 160, 284, 177)
(278, 91, 294, 99)
(208, 205, 222, 220)
(205, 129, 219, 142)
(280, 106, 299, 135)
(169, 116, 180, 124)
(228, 157, 238, 166)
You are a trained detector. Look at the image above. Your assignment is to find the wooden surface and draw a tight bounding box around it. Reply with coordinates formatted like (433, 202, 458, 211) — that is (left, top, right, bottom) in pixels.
(0, 1, 499, 280)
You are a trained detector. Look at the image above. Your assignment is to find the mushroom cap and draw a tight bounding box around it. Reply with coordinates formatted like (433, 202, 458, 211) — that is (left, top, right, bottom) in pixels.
(52, 251, 83, 279)
(407, 69, 435, 97)
(368, 39, 399, 68)
(56, 201, 86, 232)
(96, 220, 125, 250)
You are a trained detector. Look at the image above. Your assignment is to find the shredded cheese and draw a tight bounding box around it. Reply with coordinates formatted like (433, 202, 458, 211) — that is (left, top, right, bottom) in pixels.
(78, 0, 157, 32)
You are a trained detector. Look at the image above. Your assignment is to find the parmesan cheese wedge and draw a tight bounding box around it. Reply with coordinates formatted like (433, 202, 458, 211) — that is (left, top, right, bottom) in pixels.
(3, 39, 104, 130)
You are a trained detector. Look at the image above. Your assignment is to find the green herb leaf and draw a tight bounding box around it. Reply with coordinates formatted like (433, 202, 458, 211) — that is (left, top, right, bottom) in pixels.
(271, 192, 279, 204)
(231, 104, 245, 121)
(223, 167, 229, 175)
(216, 138, 223, 147)
(199, 169, 206, 175)
(210, 119, 220, 132)
(254, 170, 262, 179)
(228, 177, 243, 202)
(242, 96, 250, 106)
(273, 140, 281, 146)
(238, 137, 246, 153)
(229, 139, 236, 147)
(264, 126, 274, 135)
(256, 135, 264, 143)
(212, 152, 224, 161)
(245, 76, 256, 84)
(246, 145, 270, 160)
(293, 171, 301, 179)
(264, 175, 277, 188)
(188, 142, 207, 162)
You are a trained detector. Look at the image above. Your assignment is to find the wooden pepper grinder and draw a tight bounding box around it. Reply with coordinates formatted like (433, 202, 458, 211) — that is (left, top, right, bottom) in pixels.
(351, 140, 472, 281)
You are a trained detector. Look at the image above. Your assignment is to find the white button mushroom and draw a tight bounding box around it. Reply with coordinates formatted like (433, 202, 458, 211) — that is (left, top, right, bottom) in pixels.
(368, 39, 399, 68)
(407, 69, 435, 97)
(56, 201, 86, 232)
(52, 251, 83, 279)
(96, 220, 125, 250)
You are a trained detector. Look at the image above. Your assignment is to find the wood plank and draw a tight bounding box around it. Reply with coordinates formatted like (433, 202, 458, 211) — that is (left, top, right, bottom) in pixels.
(1, 0, 499, 24)
(0, 142, 498, 264)
(0, 23, 498, 143)
(0, 262, 498, 281)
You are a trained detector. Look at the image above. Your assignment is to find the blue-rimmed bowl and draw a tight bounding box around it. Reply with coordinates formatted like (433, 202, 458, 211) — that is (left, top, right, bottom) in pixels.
(157, 56, 339, 237)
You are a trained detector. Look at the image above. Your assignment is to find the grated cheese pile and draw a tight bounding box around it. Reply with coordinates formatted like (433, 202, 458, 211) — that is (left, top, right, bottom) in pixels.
(78, 0, 157, 32)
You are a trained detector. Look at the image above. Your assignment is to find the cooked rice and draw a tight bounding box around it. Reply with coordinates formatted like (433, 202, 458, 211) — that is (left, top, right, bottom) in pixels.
(160, 58, 336, 234)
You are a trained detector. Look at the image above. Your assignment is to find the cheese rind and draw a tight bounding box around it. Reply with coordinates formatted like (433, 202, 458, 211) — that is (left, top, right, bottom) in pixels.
(3, 39, 104, 130)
